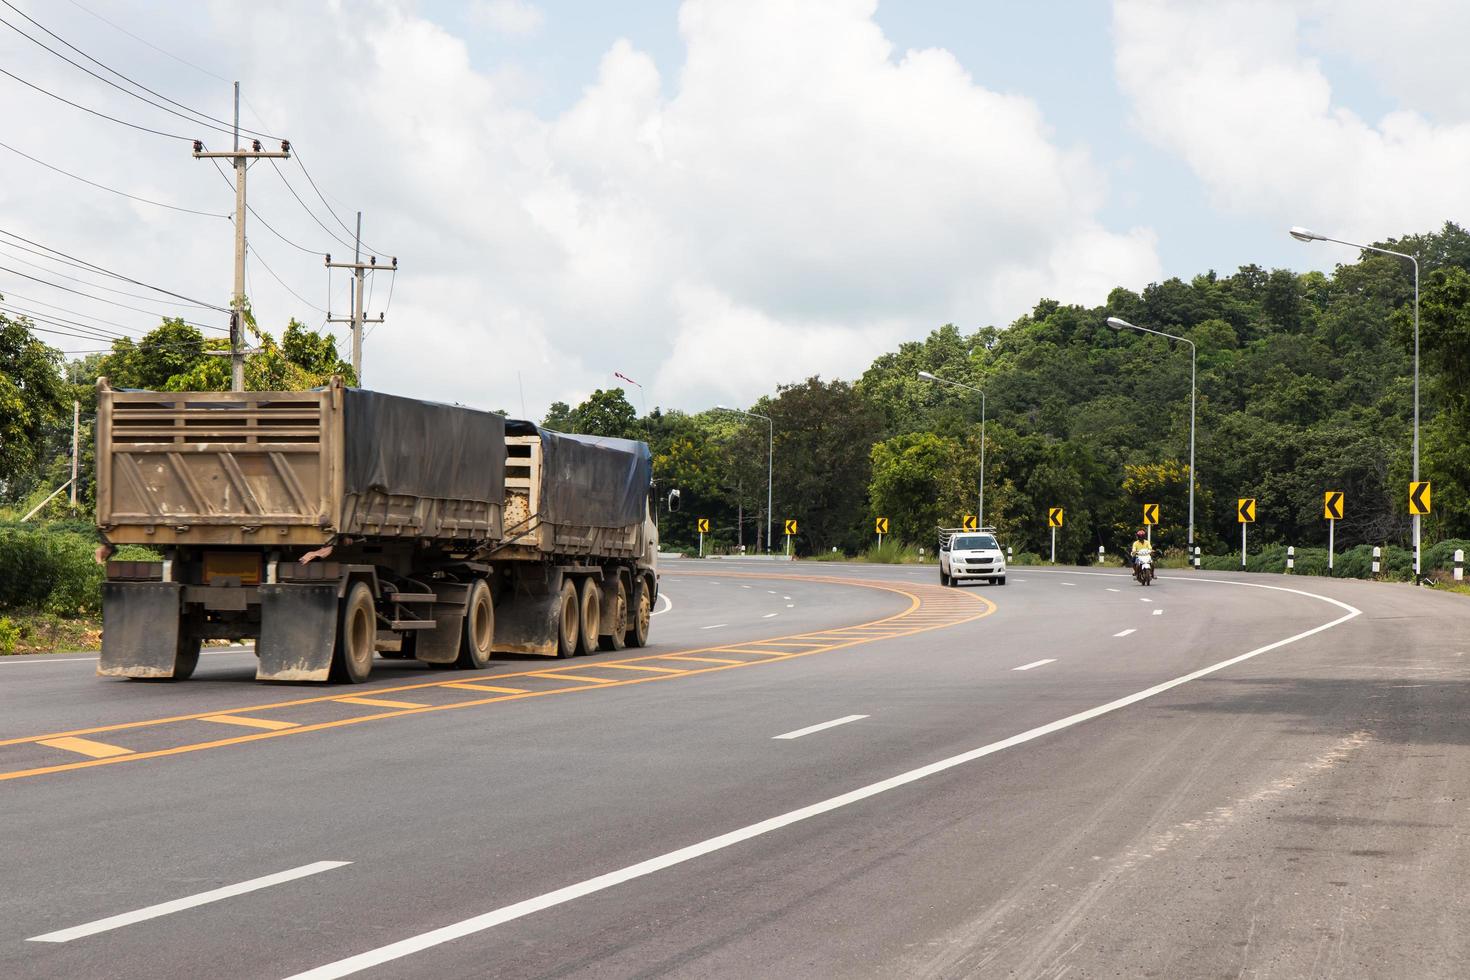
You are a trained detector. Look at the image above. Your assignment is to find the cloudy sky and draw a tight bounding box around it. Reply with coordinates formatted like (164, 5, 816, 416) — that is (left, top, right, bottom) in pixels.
(1, 0, 1466, 417)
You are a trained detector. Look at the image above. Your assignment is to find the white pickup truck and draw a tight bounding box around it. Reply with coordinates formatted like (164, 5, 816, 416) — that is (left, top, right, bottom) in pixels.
(938, 528, 1007, 587)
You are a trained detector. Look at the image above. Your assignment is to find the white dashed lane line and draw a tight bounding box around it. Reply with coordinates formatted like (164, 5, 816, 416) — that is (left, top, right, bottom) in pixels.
(700, 624, 727, 630)
(1012, 659, 1056, 671)
(763, 613, 778, 619)
(1114, 628, 1137, 637)
(1153, 609, 1163, 616)
(773, 715, 869, 740)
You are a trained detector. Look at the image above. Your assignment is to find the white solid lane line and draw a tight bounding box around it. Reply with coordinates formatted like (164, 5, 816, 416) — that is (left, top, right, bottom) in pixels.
(699, 624, 727, 630)
(1114, 628, 1137, 637)
(29, 861, 351, 944)
(773, 715, 869, 740)
(0, 646, 254, 667)
(286, 586, 1361, 980)
(1012, 659, 1056, 671)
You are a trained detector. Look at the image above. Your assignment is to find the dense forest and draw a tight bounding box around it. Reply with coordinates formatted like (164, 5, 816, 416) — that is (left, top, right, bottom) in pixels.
(4, 223, 1468, 566)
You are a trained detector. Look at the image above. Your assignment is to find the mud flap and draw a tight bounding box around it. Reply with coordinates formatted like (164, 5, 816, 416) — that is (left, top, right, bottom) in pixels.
(257, 583, 338, 682)
(414, 582, 469, 665)
(493, 569, 563, 657)
(99, 581, 183, 678)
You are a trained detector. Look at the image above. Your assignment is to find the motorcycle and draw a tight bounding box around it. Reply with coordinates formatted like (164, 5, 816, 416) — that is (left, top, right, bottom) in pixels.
(1132, 548, 1155, 586)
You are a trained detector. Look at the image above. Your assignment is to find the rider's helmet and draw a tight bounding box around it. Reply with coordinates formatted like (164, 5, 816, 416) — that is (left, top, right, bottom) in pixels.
(1136, 530, 1146, 540)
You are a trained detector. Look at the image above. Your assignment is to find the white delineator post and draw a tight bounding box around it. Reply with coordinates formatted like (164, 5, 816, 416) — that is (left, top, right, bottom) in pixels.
(1455, 549, 1464, 582)
(1193, 545, 1201, 569)
(1097, 545, 1105, 565)
(1286, 546, 1295, 573)
(1372, 546, 1381, 576)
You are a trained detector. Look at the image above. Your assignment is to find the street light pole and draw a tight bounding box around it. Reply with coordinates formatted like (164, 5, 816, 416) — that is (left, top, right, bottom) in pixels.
(918, 371, 986, 527)
(1290, 226, 1421, 577)
(1106, 317, 1197, 554)
(715, 405, 773, 554)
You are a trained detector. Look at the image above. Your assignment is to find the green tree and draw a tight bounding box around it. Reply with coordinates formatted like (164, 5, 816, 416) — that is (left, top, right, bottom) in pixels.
(0, 311, 66, 498)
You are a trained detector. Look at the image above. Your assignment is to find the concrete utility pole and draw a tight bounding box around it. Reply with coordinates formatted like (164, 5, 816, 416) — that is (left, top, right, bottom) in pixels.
(326, 212, 397, 385)
(192, 83, 291, 391)
(69, 399, 79, 510)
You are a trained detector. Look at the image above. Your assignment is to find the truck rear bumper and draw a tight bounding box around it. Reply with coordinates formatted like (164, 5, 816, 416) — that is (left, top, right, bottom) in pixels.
(256, 584, 338, 682)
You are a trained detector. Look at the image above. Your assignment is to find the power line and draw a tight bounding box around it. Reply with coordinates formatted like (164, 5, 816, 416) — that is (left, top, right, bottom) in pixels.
(0, 64, 193, 141)
(0, 290, 205, 335)
(0, 0, 279, 140)
(0, 243, 222, 315)
(0, 9, 249, 143)
(266, 157, 356, 251)
(0, 226, 229, 311)
(62, 0, 231, 85)
(0, 138, 228, 218)
(202, 154, 325, 256)
(246, 243, 328, 314)
(0, 267, 224, 329)
(293, 148, 393, 257)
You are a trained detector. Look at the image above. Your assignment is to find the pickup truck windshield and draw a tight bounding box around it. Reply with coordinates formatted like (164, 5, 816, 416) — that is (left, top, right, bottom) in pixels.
(951, 535, 998, 550)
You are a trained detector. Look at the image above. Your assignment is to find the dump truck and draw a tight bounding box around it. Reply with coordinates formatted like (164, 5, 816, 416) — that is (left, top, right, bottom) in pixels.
(94, 378, 658, 683)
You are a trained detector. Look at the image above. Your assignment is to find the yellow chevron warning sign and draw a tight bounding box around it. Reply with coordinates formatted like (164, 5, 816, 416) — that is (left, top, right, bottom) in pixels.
(1048, 507, 1064, 528)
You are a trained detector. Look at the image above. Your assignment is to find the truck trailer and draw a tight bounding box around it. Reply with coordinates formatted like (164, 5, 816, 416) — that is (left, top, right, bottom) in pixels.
(94, 378, 658, 683)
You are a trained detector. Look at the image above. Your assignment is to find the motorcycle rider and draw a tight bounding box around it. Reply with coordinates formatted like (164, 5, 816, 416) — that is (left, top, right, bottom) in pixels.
(1129, 529, 1151, 571)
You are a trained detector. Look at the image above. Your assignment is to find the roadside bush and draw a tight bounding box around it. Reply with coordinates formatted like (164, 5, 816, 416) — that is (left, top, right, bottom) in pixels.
(0, 527, 104, 615)
(0, 616, 18, 654)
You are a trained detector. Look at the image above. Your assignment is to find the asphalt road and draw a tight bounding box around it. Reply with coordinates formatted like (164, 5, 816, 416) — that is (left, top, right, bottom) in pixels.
(3, 560, 1468, 979)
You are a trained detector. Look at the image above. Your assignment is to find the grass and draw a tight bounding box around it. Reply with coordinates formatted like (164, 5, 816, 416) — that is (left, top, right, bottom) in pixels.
(0, 610, 102, 655)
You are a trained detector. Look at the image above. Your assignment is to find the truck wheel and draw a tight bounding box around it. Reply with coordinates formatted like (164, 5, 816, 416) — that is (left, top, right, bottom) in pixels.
(576, 579, 601, 656)
(625, 578, 652, 648)
(940, 568, 950, 586)
(331, 581, 376, 684)
(456, 579, 494, 670)
(555, 579, 580, 658)
(173, 633, 202, 681)
(599, 579, 628, 652)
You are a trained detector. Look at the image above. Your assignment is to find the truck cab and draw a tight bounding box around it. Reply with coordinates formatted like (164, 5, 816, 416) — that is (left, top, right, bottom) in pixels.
(939, 528, 1007, 587)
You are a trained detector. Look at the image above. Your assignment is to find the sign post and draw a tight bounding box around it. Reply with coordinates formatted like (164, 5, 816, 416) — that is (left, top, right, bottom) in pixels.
(875, 516, 888, 549)
(1047, 507, 1063, 564)
(1409, 482, 1432, 578)
(1323, 491, 1343, 570)
(697, 517, 710, 557)
(1142, 503, 1158, 546)
(784, 519, 798, 558)
(1238, 497, 1257, 567)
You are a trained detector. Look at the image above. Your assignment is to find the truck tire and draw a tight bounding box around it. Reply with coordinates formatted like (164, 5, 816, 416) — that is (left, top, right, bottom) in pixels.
(576, 579, 601, 656)
(173, 632, 201, 681)
(940, 568, 950, 586)
(331, 581, 376, 684)
(599, 579, 628, 652)
(625, 577, 652, 648)
(455, 579, 494, 670)
(555, 579, 580, 658)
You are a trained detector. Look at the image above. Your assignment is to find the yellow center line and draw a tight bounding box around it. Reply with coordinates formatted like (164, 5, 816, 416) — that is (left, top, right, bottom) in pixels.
(531, 672, 628, 685)
(594, 664, 687, 674)
(37, 736, 133, 759)
(200, 715, 298, 731)
(656, 655, 746, 665)
(336, 696, 431, 709)
(0, 573, 995, 783)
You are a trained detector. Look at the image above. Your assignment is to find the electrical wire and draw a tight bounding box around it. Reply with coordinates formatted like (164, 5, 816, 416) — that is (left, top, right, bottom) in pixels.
(290, 147, 363, 245)
(0, 243, 223, 316)
(62, 0, 231, 86)
(0, 0, 279, 140)
(0, 138, 228, 218)
(246, 244, 327, 314)
(0, 64, 193, 141)
(0, 290, 195, 334)
(0, 9, 251, 143)
(0, 226, 229, 311)
(0, 267, 226, 329)
(266, 158, 356, 251)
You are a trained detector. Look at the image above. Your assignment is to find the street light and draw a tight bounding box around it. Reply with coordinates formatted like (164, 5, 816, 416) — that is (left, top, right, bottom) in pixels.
(917, 370, 986, 527)
(1289, 225, 1422, 577)
(1106, 316, 1197, 554)
(715, 405, 773, 554)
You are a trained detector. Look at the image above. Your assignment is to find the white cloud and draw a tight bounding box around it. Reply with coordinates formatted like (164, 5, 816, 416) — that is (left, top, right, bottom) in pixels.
(0, 0, 1159, 419)
(469, 0, 544, 38)
(1113, 0, 1470, 245)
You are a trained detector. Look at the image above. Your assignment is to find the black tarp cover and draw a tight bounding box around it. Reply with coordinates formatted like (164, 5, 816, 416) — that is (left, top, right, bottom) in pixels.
(505, 421, 651, 529)
(343, 388, 506, 504)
